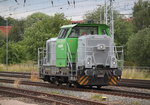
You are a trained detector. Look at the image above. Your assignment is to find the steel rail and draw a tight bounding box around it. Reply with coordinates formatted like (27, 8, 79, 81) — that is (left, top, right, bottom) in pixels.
(0, 86, 107, 105)
(0, 78, 150, 100)
(0, 71, 150, 89)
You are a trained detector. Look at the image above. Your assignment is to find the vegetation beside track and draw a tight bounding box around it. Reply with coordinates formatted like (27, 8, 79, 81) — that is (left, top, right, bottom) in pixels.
(0, 62, 38, 72)
(1, 65, 150, 80)
(1, 63, 150, 80)
(122, 68, 150, 80)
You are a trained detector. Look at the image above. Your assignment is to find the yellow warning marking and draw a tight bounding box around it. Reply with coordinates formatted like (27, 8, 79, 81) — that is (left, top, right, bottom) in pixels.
(112, 76, 119, 82)
(80, 76, 88, 85)
(83, 80, 89, 85)
(110, 78, 117, 85)
(78, 76, 84, 83)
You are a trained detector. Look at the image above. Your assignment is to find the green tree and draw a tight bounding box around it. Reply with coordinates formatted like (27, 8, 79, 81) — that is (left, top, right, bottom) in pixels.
(0, 42, 26, 64)
(0, 31, 5, 47)
(25, 12, 50, 28)
(115, 17, 133, 46)
(9, 19, 25, 42)
(114, 18, 133, 60)
(22, 13, 70, 61)
(6, 17, 16, 26)
(127, 27, 150, 66)
(84, 6, 120, 23)
(133, 0, 150, 32)
(0, 16, 6, 26)
(84, 7, 105, 23)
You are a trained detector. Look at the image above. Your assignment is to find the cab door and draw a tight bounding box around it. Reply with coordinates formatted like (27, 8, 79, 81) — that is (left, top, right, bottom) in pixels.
(56, 28, 69, 67)
(66, 38, 78, 63)
(56, 39, 67, 67)
(66, 28, 79, 63)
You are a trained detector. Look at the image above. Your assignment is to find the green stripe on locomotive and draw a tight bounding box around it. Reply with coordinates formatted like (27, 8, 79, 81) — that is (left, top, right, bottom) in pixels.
(56, 24, 111, 67)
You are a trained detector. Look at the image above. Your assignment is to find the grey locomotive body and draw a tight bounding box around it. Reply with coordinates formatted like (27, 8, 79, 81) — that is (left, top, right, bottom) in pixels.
(38, 24, 123, 87)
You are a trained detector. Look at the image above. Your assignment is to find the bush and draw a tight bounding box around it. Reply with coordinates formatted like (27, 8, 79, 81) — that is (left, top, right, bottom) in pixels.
(127, 27, 150, 66)
(0, 42, 26, 64)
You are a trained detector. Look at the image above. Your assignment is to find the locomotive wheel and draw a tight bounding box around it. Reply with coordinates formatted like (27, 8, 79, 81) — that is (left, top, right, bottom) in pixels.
(97, 86, 102, 89)
(67, 83, 72, 87)
(89, 86, 93, 89)
(74, 83, 80, 88)
(54, 80, 59, 86)
(53, 77, 60, 86)
(74, 83, 84, 88)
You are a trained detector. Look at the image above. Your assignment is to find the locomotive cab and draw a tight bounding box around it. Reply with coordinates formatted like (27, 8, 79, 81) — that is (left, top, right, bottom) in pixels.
(56, 24, 111, 67)
(38, 24, 123, 87)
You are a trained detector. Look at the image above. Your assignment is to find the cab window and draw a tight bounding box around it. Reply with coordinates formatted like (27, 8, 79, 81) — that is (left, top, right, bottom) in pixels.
(58, 28, 69, 39)
(102, 29, 108, 35)
(69, 26, 98, 38)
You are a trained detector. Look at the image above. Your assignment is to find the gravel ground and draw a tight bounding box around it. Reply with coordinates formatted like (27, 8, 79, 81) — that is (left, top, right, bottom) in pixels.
(0, 93, 55, 105)
(0, 95, 39, 105)
(0, 82, 150, 105)
(0, 100, 37, 105)
(102, 86, 150, 94)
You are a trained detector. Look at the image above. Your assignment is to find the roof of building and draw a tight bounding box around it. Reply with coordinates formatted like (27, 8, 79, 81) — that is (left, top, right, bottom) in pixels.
(0, 26, 12, 36)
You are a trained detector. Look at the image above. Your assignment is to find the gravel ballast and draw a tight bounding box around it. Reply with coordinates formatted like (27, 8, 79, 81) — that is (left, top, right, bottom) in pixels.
(0, 82, 150, 105)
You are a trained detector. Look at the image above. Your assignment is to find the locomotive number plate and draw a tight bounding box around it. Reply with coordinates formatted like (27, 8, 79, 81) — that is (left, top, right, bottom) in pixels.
(97, 74, 104, 77)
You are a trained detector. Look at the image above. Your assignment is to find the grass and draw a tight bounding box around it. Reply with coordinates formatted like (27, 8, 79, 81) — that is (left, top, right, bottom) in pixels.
(91, 94, 107, 101)
(30, 72, 40, 81)
(13, 78, 21, 88)
(0, 62, 150, 80)
(0, 61, 38, 72)
(50, 91, 61, 95)
(131, 100, 140, 105)
(122, 68, 150, 80)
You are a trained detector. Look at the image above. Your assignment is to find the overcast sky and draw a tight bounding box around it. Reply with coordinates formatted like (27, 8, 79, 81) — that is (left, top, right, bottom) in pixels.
(0, 0, 138, 20)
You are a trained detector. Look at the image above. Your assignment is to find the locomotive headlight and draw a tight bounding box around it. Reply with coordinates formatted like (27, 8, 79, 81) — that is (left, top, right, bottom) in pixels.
(87, 61, 90, 65)
(110, 57, 117, 68)
(113, 61, 116, 65)
(87, 58, 91, 65)
(112, 57, 116, 65)
(97, 44, 106, 50)
(85, 56, 92, 68)
(86, 57, 92, 65)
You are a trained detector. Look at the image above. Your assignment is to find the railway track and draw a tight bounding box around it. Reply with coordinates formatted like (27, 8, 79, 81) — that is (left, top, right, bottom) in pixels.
(0, 71, 30, 78)
(0, 71, 150, 89)
(0, 86, 106, 105)
(118, 79, 150, 89)
(0, 78, 150, 100)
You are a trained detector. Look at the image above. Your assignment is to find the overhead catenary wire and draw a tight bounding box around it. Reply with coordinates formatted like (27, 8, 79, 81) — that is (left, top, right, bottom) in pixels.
(1, 0, 88, 15)
(24, 0, 26, 7)
(1, 0, 137, 19)
(3, 0, 93, 17)
(51, 0, 54, 6)
(1, 0, 132, 13)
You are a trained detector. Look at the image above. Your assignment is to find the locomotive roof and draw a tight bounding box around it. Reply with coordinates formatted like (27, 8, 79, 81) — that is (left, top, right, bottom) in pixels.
(61, 24, 109, 28)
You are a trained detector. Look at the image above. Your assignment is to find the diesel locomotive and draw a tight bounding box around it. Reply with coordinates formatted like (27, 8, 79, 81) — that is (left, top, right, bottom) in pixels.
(38, 23, 123, 87)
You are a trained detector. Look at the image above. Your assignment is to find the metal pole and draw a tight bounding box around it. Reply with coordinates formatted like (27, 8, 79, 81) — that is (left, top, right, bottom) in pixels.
(105, 0, 108, 25)
(97, 5, 102, 24)
(100, 5, 102, 24)
(110, 0, 114, 42)
(6, 19, 8, 70)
